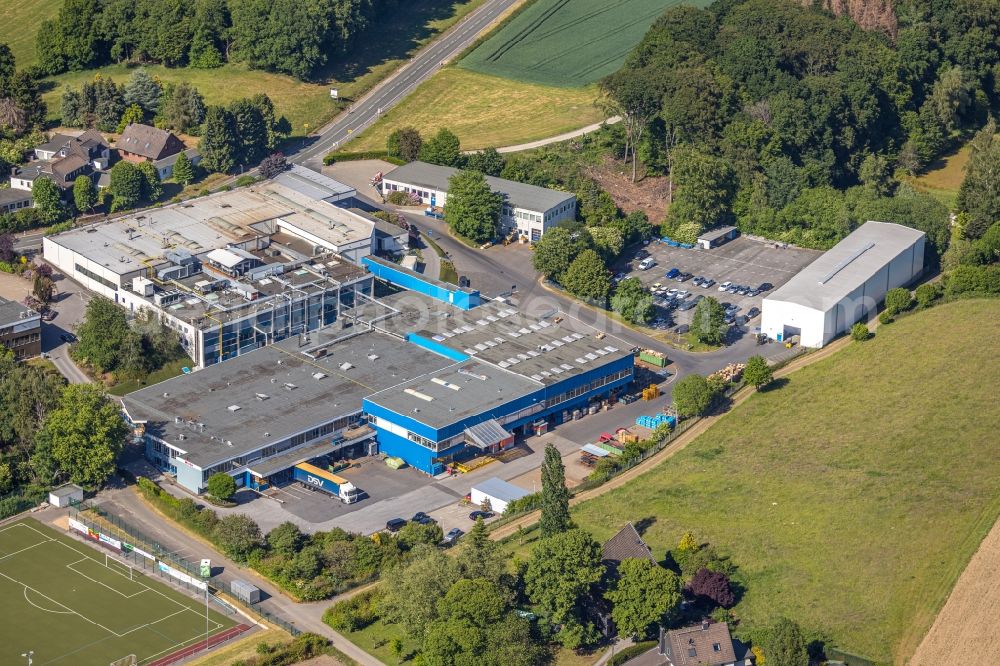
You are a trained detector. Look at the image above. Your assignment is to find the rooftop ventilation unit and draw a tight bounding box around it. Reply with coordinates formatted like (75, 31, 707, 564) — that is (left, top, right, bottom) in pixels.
(227, 405, 241, 412)
(255, 393, 269, 401)
(283, 383, 297, 390)
(312, 372, 327, 380)
(340, 362, 353, 371)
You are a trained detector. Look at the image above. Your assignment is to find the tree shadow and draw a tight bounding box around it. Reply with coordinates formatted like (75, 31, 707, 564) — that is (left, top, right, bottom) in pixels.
(314, 0, 465, 84)
(759, 377, 789, 393)
(633, 516, 657, 535)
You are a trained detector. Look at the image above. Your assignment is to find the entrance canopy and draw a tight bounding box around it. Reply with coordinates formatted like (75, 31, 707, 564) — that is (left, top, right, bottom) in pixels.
(464, 419, 513, 449)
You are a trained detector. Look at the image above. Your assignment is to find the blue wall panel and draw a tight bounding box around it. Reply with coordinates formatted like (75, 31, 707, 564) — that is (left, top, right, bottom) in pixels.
(362, 257, 481, 309)
(406, 333, 470, 362)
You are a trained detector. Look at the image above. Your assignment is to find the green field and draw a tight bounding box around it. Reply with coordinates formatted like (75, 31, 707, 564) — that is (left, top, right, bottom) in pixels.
(348, 67, 603, 151)
(0, 518, 237, 665)
(571, 299, 1000, 664)
(0, 0, 60, 68)
(460, 0, 711, 87)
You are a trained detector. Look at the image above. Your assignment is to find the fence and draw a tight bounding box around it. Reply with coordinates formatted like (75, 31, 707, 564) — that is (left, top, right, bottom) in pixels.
(68, 502, 302, 636)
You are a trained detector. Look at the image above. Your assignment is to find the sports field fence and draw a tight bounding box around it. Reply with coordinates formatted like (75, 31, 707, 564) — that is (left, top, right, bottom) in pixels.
(68, 503, 303, 636)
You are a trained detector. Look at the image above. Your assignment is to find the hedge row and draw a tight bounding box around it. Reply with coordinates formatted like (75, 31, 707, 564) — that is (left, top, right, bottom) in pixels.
(608, 640, 658, 666)
(322, 150, 406, 166)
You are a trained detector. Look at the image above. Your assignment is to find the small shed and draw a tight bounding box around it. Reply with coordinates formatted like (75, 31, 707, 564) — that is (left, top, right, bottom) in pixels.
(231, 579, 261, 604)
(470, 477, 531, 514)
(696, 225, 739, 249)
(48, 484, 83, 508)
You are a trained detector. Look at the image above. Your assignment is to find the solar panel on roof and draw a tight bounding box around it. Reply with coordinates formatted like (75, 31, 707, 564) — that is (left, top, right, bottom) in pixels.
(604, 345, 619, 352)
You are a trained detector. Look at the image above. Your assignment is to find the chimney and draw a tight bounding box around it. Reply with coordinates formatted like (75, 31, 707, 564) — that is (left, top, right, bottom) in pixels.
(701, 620, 710, 631)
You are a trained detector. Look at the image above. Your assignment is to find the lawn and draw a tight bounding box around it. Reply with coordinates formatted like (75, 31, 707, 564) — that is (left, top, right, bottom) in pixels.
(0, 518, 238, 665)
(902, 141, 974, 208)
(570, 299, 1000, 664)
(187, 627, 291, 666)
(108, 357, 191, 396)
(347, 68, 603, 152)
(0, 0, 60, 68)
(460, 0, 713, 87)
(34, 0, 488, 136)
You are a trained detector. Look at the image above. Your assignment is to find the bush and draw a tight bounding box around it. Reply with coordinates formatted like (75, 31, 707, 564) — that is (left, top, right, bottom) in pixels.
(323, 588, 382, 632)
(234, 175, 257, 187)
(915, 282, 939, 308)
(884, 287, 913, 315)
(878, 311, 894, 325)
(386, 191, 420, 206)
(851, 322, 870, 341)
(207, 472, 237, 501)
(322, 150, 406, 165)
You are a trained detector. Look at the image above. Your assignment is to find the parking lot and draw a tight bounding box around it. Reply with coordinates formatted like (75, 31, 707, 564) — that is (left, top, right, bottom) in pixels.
(619, 236, 820, 333)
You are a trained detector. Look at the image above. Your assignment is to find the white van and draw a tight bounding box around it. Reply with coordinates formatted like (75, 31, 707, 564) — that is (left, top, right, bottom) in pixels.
(638, 257, 655, 270)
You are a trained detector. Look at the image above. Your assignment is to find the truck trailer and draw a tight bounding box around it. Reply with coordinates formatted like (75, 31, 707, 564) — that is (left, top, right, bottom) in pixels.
(293, 462, 362, 503)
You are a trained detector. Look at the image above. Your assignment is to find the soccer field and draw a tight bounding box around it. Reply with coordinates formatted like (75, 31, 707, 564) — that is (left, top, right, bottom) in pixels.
(460, 0, 713, 87)
(0, 519, 239, 665)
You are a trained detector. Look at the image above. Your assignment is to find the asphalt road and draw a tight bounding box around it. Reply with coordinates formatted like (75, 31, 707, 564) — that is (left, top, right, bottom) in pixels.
(293, 0, 521, 167)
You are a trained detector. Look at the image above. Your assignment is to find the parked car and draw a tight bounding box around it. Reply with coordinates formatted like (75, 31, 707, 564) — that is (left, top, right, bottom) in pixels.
(691, 276, 703, 287)
(639, 257, 655, 270)
(666, 268, 680, 279)
(718, 281, 732, 292)
(677, 299, 698, 311)
(469, 510, 494, 521)
(411, 512, 435, 524)
(746, 307, 761, 319)
(757, 282, 774, 292)
(675, 289, 689, 299)
(386, 518, 407, 532)
(60, 333, 76, 343)
(700, 278, 715, 289)
(677, 272, 692, 282)
(443, 528, 464, 544)
(726, 284, 739, 294)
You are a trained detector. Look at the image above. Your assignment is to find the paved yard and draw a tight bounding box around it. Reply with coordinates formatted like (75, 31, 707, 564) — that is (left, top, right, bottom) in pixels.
(323, 160, 395, 202)
(619, 236, 820, 331)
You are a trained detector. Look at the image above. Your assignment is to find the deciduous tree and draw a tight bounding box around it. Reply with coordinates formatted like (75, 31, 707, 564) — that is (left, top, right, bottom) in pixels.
(31, 177, 66, 223)
(562, 249, 612, 304)
(691, 296, 726, 345)
(743, 355, 773, 390)
(605, 558, 682, 638)
(687, 567, 736, 608)
(884, 287, 912, 315)
(420, 128, 462, 167)
(73, 175, 96, 213)
(386, 127, 422, 162)
(108, 160, 144, 212)
(207, 472, 237, 500)
(40, 384, 127, 489)
(532, 227, 591, 281)
(956, 119, 1000, 240)
(673, 374, 713, 418)
(213, 514, 264, 561)
(443, 170, 502, 243)
(761, 618, 808, 666)
(611, 277, 654, 324)
(465, 147, 505, 176)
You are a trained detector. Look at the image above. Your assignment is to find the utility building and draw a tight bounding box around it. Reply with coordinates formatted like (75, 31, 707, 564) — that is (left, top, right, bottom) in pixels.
(761, 221, 925, 348)
(381, 161, 576, 242)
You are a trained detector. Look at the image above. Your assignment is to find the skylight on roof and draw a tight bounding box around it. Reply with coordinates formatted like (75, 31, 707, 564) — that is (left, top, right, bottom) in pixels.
(576, 357, 587, 364)
(227, 405, 241, 411)
(404, 388, 433, 401)
(498, 361, 510, 368)
(604, 345, 619, 352)
(476, 319, 488, 326)
(560, 363, 573, 370)
(432, 335, 446, 342)
(431, 377, 460, 390)
(550, 339, 564, 347)
(562, 335, 575, 343)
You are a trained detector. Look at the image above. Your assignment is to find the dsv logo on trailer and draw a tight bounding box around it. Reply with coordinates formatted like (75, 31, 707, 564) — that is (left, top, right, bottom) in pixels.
(306, 475, 324, 487)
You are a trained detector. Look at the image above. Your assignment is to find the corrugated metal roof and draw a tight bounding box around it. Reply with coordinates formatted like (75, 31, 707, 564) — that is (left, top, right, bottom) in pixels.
(764, 221, 924, 311)
(471, 476, 531, 503)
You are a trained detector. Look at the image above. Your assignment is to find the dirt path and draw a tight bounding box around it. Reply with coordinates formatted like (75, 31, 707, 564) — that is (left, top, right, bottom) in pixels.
(908, 516, 1000, 665)
(490, 334, 851, 541)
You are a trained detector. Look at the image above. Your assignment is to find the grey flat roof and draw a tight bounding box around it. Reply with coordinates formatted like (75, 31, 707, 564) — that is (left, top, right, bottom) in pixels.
(0, 296, 37, 327)
(49, 484, 83, 498)
(122, 331, 451, 468)
(471, 477, 530, 502)
(363, 291, 633, 385)
(385, 161, 575, 213)
(273, 165, 355, 202)
(765, 221, 925, 312)
(697, 225, 737, 242)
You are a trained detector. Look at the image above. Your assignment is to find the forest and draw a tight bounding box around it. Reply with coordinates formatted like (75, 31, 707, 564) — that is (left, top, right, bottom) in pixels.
(600, 0, 999, 255)
(34, 0, 404, 80)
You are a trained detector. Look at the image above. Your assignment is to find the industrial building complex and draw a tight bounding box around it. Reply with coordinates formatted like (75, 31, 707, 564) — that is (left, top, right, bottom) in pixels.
(761, 221, 925, 347)
(381, 160, 577, 241)
(0, 296, 41, 360)
(43, 170, 410, 368)
(121, 258, 634, 493)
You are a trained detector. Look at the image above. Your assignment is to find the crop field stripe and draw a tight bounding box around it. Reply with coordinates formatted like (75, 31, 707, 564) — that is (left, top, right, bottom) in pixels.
(526, 7, 665, 72)
(484, 0, 574, 62)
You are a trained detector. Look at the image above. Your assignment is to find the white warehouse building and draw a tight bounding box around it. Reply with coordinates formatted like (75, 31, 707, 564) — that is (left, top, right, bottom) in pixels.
(381, 161, 577, 242)
(761, 221, 925, 348)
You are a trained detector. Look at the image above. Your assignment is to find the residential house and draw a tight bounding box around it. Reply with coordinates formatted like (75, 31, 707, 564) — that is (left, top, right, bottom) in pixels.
(0, 296, 41, 360)
(659, 621, 754, 666)
(602, 522, 656, 578)
(7, 129, 111, 202)
(117, 123, 200, 180)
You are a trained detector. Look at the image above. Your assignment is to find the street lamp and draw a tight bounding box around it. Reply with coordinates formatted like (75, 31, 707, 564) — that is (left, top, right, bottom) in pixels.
(22, 651, 33, 666)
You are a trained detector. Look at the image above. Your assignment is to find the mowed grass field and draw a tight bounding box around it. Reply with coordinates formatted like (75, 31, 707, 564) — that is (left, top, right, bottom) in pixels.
(0, 0, 60, 68)
(460, 0, 713, 87)
(571, 299, 1000, 664)
(347, 68, 603, 151)
(0, 518, 237, 665)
